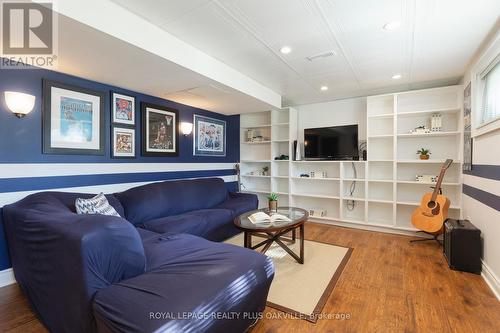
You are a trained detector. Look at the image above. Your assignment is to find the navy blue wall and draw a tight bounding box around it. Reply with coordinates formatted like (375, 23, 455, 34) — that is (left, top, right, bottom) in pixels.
(0, 66, 240, 271)
(0, 67, 239, 163)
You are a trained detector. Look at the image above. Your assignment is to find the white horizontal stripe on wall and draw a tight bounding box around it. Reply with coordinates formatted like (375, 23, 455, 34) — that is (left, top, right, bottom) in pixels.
(463, 174, 500, 197)
(0, 163, 237, 179)
(0, 175, 238, 207)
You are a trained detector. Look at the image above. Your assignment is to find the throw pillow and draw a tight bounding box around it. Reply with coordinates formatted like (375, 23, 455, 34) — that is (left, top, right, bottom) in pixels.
(75, 193, 121, 217)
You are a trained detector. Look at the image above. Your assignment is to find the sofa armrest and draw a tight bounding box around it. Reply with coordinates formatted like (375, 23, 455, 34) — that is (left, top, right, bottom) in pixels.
(65, 215, 146, 287)
(3, 206, 146, 333)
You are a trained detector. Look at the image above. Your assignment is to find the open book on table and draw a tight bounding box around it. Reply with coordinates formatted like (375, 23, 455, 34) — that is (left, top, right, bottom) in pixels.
(248, 211, 292, 225)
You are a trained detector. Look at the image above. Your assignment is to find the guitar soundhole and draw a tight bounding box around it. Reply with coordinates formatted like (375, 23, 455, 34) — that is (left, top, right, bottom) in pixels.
(427, 201, 436, 209)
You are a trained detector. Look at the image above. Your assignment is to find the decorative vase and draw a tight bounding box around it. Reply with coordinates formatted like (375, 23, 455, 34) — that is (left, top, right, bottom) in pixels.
(295, 142, 301, 161)
(420, 154, 430, 160)
(268, 200, 278, 212)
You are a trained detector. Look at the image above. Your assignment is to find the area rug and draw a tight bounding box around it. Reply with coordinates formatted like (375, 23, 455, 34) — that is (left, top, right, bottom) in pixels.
(224, 233, 353, 322)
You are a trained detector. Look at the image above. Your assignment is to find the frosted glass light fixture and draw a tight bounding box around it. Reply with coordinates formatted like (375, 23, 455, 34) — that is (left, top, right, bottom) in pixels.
(180, 122, 193, 136)
(4, 91, 36, 118)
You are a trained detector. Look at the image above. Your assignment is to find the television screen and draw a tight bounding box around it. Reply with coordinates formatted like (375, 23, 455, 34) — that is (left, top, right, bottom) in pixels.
(304, 125, 359, 160)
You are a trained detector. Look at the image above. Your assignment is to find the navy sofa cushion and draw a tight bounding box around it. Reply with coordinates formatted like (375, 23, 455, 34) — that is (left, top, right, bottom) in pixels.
(142, 208, 233, 241)
(115, 178, 229, 226)
(2, 192, 146, 333)
(93, 233, 274, 333)
(216, 192, 259, 218)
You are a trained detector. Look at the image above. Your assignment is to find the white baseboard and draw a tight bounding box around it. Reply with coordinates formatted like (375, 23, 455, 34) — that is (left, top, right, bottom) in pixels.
(0, 268, 16, 288)
(482, 261, 500, 301)
(310, 219, 422, 238)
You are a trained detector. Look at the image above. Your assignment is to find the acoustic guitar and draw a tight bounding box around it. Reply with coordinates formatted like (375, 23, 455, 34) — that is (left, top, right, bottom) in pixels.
(411, 159, 454, 234)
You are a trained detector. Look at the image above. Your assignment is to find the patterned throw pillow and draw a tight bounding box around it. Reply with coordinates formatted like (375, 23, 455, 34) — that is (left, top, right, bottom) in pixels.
(75, 193, 121, 217)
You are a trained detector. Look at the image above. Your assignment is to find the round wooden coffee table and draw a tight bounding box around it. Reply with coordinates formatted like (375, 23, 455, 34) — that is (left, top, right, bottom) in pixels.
(234, 207, 309, 264)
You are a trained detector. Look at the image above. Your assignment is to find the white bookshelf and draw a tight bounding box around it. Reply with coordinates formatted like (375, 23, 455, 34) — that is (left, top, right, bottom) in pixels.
(240, 108, 297, 208)
(364, 85, 463, 231)
(239, 85, 463, 234)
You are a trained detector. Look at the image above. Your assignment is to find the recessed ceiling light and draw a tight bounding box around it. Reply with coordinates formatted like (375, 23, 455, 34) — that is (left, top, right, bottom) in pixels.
(383, 21, 401, 31)
(392, 74, 402, 79)
(320, 86, 328, 91)
(280, 46, 292, 54)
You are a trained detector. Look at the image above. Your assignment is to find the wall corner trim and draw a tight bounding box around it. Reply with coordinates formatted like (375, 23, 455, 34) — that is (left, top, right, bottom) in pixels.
(482, 261, 500, 301)
(0, 268, 15, 288)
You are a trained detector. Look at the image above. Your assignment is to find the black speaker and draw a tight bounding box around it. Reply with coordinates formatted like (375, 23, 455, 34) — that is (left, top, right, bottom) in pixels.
(443, 219, 482, 274)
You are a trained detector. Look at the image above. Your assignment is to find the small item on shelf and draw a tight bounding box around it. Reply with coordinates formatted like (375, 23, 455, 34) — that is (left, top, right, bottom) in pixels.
(253, 136, 264, 142)
(245, 129, 254, 142)
(267, 193, 279, 212)
(359, 141, 367, 161)
(431, 113, 443, 132)
(415, 175, 438, 183)
(274, 154, 289, 160)
(308, 208, 327, 218)
(410, 125, 431, 134)
(248, 169, 268, 176)
(295, 141, 301, 161)
(417, 148, 431, 160)
(299, 173, 310, 178)
(262, 166, 269, 176)
(248, 211, 291, 224)
(309, 171, 328, 178)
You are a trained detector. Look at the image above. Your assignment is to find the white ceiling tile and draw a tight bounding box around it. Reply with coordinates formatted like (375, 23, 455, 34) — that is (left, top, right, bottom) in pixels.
(107, 0, 500, 106)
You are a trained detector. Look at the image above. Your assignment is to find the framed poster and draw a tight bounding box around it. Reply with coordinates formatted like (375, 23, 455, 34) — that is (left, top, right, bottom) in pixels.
(112, 127, 135, 158)
(141, 102, 179, 156)
(463, 82, 473, 171)
(111, 92, 135, 126)
(42, 80, 105, 155)
(193, 114, 226, 157)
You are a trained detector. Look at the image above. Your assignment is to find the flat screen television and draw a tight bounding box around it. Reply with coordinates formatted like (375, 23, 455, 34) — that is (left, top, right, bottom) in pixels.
(304, 125, 359, 160)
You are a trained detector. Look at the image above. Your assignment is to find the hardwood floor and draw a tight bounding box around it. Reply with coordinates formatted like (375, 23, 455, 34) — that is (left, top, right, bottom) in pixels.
(1, 222, 499, 333)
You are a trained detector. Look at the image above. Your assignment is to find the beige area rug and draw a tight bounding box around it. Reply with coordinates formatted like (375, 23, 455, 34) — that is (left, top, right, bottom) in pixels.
(224, 233, 352, 322)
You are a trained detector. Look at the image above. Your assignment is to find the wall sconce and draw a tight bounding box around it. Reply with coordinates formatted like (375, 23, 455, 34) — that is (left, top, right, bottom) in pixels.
(4, 91, 36, 118)
(180, 122, 193, 136)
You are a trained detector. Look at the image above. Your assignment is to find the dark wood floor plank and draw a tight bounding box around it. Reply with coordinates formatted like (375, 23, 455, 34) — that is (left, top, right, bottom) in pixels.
(0, 222, 499, 333)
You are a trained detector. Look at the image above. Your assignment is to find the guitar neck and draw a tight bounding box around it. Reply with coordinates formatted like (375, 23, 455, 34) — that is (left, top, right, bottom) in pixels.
(430, 159, 453, 201)
(430, 170, 445, 201)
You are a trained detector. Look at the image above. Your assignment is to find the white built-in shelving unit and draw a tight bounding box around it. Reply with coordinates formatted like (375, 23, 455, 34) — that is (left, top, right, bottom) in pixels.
(240, 108, 297, 209)
(239, 85, 463, 234)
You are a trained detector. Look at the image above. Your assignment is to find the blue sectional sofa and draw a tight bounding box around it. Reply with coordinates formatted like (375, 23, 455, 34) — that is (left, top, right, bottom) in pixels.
(3, 178, 273, 333)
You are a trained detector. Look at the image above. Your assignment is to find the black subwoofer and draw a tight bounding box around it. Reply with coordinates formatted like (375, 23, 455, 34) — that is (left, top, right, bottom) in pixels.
(443, 219, 482, 274)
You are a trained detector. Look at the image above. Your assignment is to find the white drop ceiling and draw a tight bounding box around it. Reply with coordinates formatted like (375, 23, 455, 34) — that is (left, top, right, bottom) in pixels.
(47, 0, 499, 113)
(111, 0, 499, 107)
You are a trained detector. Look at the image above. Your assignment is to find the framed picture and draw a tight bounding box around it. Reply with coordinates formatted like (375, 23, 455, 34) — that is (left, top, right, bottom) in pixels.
(111, 92, 135, 126)
(193, 114, 226, 157)
(463, 83, 473, 171)
(141, 102, 179, 156)
(42, 80, 105, 155)
(112, 127, 135, 158)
